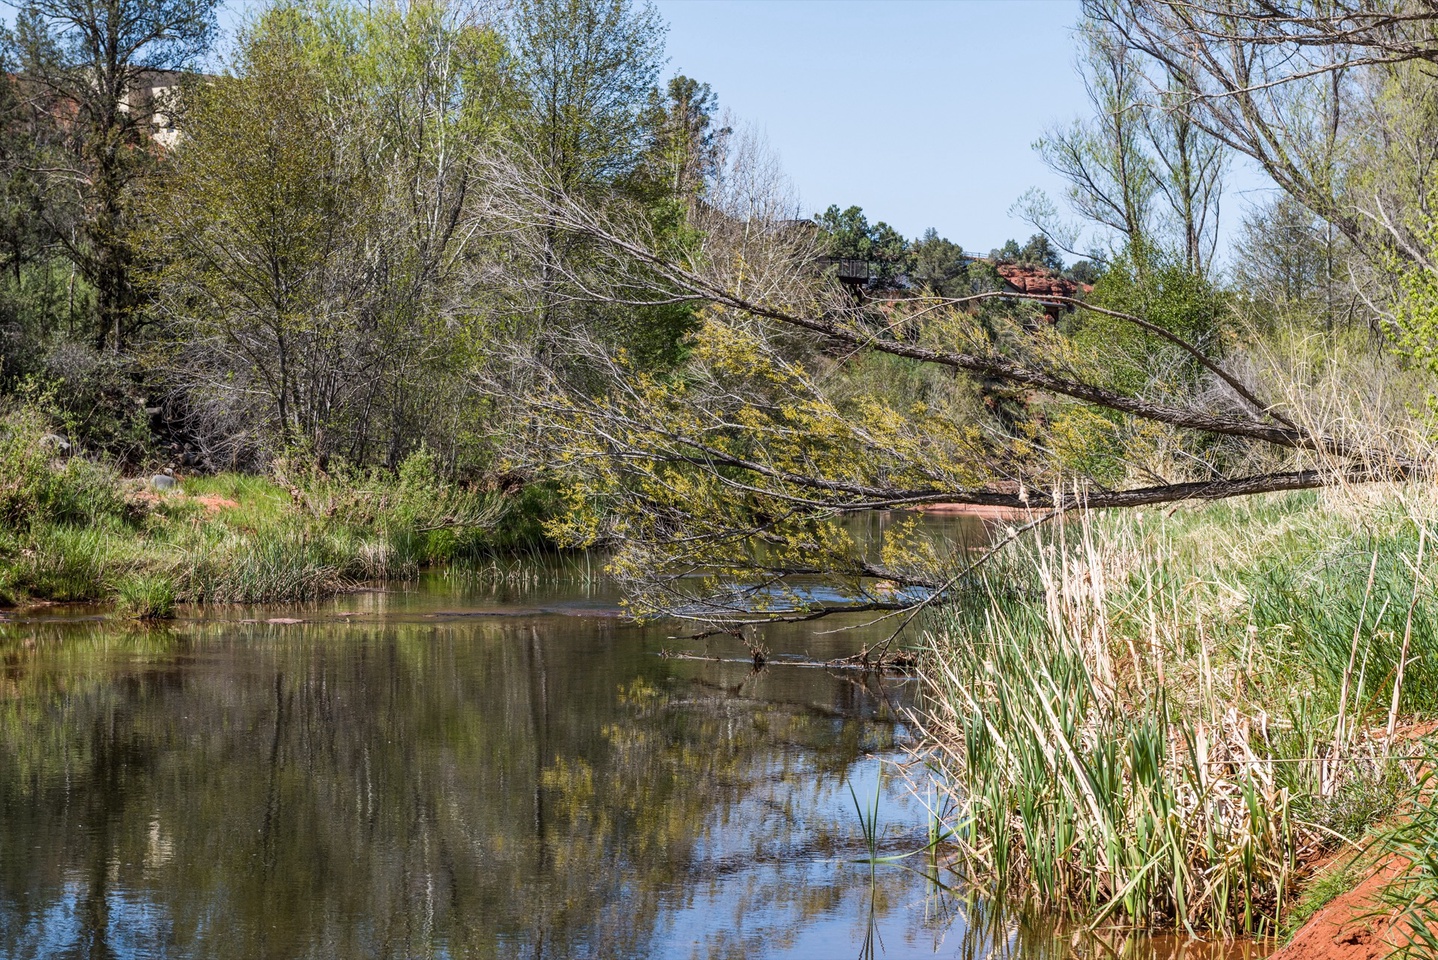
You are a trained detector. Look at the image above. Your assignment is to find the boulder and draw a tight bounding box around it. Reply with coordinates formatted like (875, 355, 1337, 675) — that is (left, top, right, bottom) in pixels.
(38, 434, 71, 454)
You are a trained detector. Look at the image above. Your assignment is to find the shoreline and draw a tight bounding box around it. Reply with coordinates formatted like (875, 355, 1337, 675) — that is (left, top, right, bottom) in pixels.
(909, 502, 1033, 521)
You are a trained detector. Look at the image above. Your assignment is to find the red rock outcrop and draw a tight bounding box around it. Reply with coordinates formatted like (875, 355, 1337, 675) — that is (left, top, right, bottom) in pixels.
(995, 263, 1089, 300)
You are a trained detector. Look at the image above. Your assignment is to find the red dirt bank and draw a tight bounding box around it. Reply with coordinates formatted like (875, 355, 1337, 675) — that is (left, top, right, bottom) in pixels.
(1272, 856, 1413, 960)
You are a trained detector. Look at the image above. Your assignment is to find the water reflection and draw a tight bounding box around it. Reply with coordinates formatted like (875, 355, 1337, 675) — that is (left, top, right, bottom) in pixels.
(0, 585, 941, 960)
(0, 573, 1274, 959)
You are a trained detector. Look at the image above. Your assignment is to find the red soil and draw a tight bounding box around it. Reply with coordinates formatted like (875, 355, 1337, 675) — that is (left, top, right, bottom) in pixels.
(1271, 856, 1414, 960)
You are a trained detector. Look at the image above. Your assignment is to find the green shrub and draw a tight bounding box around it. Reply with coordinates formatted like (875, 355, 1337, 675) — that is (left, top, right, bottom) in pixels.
(0, 406, 127, 527)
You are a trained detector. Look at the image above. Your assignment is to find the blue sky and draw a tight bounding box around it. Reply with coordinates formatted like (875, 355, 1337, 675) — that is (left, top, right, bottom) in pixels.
(654, 0, 1092, 251)
(216, 0, 1099, 252)
(195, 0, 1271, 255)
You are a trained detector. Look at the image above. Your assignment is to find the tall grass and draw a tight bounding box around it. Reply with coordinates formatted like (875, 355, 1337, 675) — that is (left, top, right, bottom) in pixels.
(919, 490, 1438, 934)
(116, 573, 177, 619)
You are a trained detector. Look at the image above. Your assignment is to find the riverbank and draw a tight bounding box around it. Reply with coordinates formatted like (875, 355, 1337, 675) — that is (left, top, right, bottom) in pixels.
(919, 486, 1438, 945)
(0, 414, 556, 614)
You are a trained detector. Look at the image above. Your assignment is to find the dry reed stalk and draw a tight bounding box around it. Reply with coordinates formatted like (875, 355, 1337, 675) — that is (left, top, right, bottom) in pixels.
(1335, 550, 1380, 773)
(1388, 524, 1427, 746)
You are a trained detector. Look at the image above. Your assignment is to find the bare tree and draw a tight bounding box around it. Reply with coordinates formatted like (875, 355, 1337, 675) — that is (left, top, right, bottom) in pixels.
(1087, 0, 1421, 255)
(1029, 16, 1226, 274)
(478, 145, 1420, 625)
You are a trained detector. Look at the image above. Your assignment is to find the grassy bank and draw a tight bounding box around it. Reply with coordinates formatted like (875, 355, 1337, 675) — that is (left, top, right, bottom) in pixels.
(0, 410, 558, 613)
(919, 487, 1438, 938)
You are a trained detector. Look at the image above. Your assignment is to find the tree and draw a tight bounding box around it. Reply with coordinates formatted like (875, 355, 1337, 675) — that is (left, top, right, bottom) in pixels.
(815, 204, 910, 288)
(481, 151, 1412, 627)
(1144, 70, 1225, 275)
(506, 0, 669, 361)
(909, 229, 971, 298)
(1030, 15, 1225, 275)
(1232, 193, 1349, 329)
(1018, 234, 1064, 271)
(511, 0, 665, 199)
(149, 0, 512, 467)
(1034, 22, 1155, 258)
(1065, 259, 1104, 285)
(631, 75, 729, 203)
(1088, 0, 1438, 386)
(989, 235, 1065, 271)
(0, 64, 76, 378)
(607, 74, 730, 367)
(4, 0, 220, 352)
(1085, 0, 1389, 260)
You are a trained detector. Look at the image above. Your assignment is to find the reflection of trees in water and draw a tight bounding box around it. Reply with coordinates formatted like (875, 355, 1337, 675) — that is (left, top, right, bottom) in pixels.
(0, 615, 936, 959)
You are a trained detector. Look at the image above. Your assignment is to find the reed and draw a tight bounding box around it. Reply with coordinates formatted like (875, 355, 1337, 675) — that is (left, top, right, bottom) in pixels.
(115, 573, 177, 619)
(919, 490, 1438, 934)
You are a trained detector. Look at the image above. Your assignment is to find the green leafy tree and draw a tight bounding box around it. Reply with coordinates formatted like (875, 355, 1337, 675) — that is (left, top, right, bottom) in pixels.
(909, 229, 970, 297)
(631, 74, 729, 202)
(1018, 234, 1064, 271)
(1063, 258, 1104, 285)
(512, 0, 665, 199)
(990, 235, 1064, 272)
(815, 204, 910, 288)
(992, 238, 1022, 261)
(507, 0, 670, 364)
(4, 0, 220, 352)
(0, 65, 80, 385)
(149, 0, 513, 466)
(608, 74, 729, 367)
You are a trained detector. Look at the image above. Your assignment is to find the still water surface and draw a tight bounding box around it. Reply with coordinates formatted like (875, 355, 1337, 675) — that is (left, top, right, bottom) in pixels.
(0, 520, 1275, 959)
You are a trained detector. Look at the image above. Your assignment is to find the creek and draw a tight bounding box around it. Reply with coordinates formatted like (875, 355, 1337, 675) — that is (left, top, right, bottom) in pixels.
(0, 513, 1273, 959)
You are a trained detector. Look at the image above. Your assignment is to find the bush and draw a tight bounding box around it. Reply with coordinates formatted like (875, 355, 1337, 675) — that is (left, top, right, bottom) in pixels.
(0, 406, 128, 527)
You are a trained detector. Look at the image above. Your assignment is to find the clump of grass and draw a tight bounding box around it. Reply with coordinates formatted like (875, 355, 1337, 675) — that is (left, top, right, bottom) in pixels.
(116, 573, 177, 619)
(184, 533, 348, 603)
(919, 492, 1438, 936)
(19, 526, 119, 601)
(1291, 753, 1411, 849)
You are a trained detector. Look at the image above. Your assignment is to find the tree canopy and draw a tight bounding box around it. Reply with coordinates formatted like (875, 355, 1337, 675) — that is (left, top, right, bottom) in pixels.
(2, 0, 1437, 631)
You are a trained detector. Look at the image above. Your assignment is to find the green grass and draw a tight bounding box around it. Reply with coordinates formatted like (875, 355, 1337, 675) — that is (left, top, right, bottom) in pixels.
(116, 573, 177, 619)
(919, 488, 1438, 936)
(0, 411, 565, 609)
